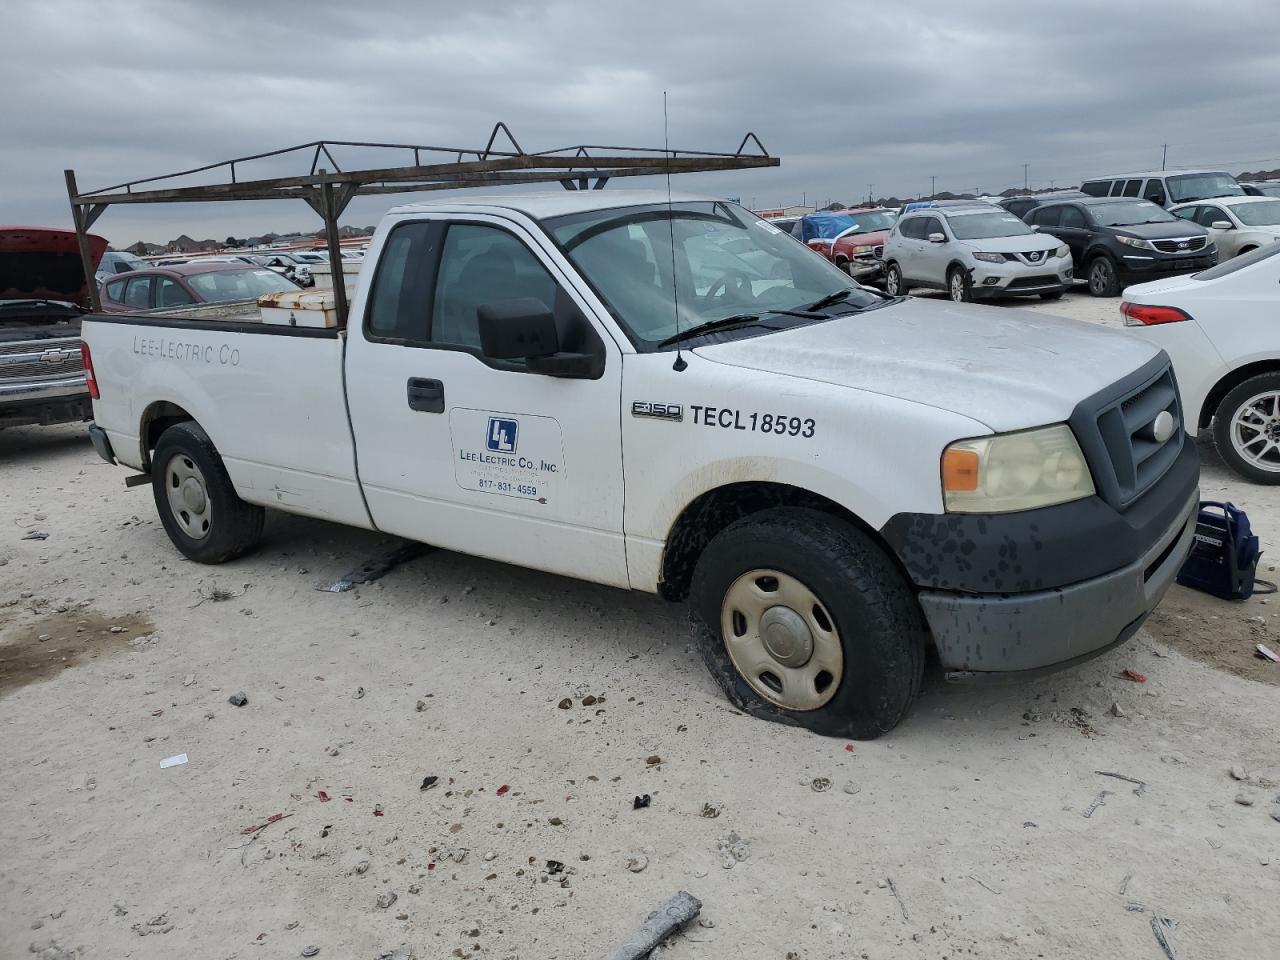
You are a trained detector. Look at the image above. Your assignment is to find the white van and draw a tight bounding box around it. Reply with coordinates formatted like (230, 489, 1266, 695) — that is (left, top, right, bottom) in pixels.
(1080, 170, 1245, 209)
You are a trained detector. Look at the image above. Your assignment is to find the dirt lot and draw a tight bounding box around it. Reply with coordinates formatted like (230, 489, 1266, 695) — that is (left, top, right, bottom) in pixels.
(3, 288, 1279, 960)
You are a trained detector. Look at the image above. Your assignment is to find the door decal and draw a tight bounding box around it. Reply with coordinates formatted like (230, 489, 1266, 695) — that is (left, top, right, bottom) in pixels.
(450, 408, 565, 504)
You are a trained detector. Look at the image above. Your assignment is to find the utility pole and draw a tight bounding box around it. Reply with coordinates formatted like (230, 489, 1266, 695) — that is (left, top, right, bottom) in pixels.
(930, 175, 937, 199)
(1162, 143, 1168, 170)
(1022, 163, 1029, 191)
(868, 183, 874, 205)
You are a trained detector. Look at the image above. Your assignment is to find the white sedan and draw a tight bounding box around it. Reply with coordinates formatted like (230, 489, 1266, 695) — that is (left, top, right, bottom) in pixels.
(1121, 243, 1280, 482)
(1170, 196, 1280, 259)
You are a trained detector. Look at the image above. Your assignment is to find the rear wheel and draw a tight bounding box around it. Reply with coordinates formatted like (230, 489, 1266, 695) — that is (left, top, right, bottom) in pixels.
(152, 421, 265, 562)
(947, 266, 972, 302)
(689, 507, 926, 739)
(884, 262, 908, 296)
(1087, 256, 1121, 297)
(1213, 372, 1280, 484)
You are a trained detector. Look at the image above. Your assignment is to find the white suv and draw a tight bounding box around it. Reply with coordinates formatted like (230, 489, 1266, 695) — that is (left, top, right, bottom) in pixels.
(883, 204, 1073, 302)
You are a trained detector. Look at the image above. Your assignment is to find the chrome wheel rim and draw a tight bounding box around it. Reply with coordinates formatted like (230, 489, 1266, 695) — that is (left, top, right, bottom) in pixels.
(1230, 391, 1280, 473)
(1089, 260, 1112, 294)
(949, 272, 965, 301)
(165, 452, 212, 539)
(720, 569, 843, 711)
(886, 269, 900, 295)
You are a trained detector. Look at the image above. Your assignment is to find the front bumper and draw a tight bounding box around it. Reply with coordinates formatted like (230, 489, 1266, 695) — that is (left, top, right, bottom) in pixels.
(968, 257, 1073, 297)
(847, 254, 883, 280)
(0, 377, 91, 428)
(918, 490, 1197, 676)
(1118, 251, 1216, 280)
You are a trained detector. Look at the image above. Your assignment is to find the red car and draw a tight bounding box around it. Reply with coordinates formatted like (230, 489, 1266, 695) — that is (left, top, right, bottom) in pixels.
(99, 261, 297, 312)
(798, 208, 898, 281)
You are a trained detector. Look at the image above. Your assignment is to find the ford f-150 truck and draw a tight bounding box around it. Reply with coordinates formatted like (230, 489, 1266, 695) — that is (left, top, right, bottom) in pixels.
(80, 190, 1199, 739)
(0, 227, 107, 429)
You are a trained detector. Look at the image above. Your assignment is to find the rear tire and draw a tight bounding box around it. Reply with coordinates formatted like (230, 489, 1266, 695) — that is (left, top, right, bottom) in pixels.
(1212, 372, 1280, 484)
(689, 507, 926, 739)
(1087, 255, 1121, 297)
(152, 421, 265, 563)
(884, 262, 908, 296)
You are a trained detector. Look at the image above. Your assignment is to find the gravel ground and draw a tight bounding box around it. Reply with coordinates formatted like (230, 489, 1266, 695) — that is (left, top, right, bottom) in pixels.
(2, 287, 1279, 960)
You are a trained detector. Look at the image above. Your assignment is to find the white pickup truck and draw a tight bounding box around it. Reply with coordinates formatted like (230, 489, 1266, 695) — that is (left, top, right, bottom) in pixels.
(81, 190, 1200, 738)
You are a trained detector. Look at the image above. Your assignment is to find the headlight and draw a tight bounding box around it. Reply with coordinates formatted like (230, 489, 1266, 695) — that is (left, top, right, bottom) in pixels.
(941, 424, 1094, 513)
(1056, 245, 1069, 258)
(1116, 235, 1154, 250)
(972, 252, 1005, 264)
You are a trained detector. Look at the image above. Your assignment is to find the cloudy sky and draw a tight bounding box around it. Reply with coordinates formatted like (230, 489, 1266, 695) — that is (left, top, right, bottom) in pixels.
(3, 0, 1278, 246)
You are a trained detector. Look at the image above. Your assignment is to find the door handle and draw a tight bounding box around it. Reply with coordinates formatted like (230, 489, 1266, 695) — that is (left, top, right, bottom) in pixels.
(407, 377, 445, 413)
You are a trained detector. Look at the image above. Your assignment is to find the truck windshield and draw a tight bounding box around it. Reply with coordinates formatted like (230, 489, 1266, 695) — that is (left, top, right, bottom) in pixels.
(1167, 173, 1245, 203)
(186, 268, 297, 302)
(543, 202, 879, 348)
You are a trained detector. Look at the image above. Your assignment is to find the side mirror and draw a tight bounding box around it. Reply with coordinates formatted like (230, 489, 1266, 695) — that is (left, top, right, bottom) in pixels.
(1211, 220, 1234, 230)
(1029, 224, 1041, 231)
(927, 232, 946, 243)
(477, 298, 601, 379)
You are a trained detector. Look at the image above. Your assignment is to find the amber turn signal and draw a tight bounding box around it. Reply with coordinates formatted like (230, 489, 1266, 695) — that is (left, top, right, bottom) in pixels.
(941, 448, 980, 492)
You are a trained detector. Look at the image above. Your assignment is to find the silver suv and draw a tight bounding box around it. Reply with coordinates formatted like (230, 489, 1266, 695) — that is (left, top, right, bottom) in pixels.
(882, 204, 1073, 302)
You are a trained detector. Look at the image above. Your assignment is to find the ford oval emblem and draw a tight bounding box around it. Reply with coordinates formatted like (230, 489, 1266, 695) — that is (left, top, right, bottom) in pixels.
(1147, 410, 1175, 443)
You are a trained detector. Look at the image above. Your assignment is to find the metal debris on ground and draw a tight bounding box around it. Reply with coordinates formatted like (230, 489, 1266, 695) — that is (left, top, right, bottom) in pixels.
(625, 854, 648, 873)
(1095, 771, 1148, 797)
(228, 692, 248, 706)
(716, 831, 750, 868)
(301, 946, 319, 958)
(1150, 916, 1178, 960)
(1118, 872, 1133, 896)
(353, 686, 365, 700)
(558, 698, 573, 709)
(810, 777, 831, 792)
(315, 541, 433, 592)
(967, 875, 1000, 895)
(1083, 789, 1115, 818)
(191, 582, 247, 607)
(601, 890, 702, 960)
(886, 877, 909, 920)
(21, 531, 49, 540)
(375, 892, 397, 910)
(1256, 643, 1280, 663)
(241, 812, 291, 835)
(700, 802, 722, 818)
(632, 794, 651, 810)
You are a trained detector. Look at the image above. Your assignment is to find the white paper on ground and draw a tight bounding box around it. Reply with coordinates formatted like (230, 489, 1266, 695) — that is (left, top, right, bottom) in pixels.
(159, 754, 188, 769)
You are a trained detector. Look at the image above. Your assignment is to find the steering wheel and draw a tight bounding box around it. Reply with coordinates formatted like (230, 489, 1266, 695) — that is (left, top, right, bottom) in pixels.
(704, 269, 754, 302)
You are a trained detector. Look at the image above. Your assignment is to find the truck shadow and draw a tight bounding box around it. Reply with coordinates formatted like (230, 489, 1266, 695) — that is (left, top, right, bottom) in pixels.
(0, 422, 92, 466)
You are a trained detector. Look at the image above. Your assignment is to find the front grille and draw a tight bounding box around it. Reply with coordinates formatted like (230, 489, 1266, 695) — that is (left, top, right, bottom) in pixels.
(1083, 363, 1182, 507)
(1152, 236, 1207, 254)
(0, 337, 83, 383)
(1006, 274, 1059, 289)
(1014, 249, 1056, 265)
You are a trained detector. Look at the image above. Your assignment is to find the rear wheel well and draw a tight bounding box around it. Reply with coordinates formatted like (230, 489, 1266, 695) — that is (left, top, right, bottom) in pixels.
(659, 481, 900, 601)
(1200, 360, 1280, 429)
(140, 401, 195, 468)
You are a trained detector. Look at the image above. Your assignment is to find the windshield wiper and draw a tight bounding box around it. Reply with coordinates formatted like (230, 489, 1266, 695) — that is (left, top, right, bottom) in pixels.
(657, 314, 768, 348)
(801, 289, 853, 312)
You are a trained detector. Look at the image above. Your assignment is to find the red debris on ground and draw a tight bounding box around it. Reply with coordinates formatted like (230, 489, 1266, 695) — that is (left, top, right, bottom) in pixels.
(316, 790, 331, 802)
(845, 744, 855, 752)
(1120, 669, 1147, 683)
(496, 784, 510, 796)
(372, 805, 384, 816)
(240, 812, 291, 835)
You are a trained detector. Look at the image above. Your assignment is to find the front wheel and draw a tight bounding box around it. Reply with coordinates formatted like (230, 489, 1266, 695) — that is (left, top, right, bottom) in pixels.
(1213, 373, 1280, 484)
(1087, 256, 1121, 297)
(689, 507, 926, 739)
(152, 421, 265, 562)
(947, 267, 972, 302)
(884, 262, 908, 296)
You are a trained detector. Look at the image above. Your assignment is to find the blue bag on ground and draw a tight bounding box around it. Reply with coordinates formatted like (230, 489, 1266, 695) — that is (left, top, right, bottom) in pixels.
(1176, 501, 1262, 600)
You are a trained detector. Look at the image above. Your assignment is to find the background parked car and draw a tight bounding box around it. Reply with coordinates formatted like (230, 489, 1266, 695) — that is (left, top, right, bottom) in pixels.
(94, 250, 146, 285)
(882, 203, 1072, 301)
(1027, 197, 1216, 297)
(258, 252, 315, 286)
(99, 262, 298, 313)
(1240, 181, 1280, 198)
(1121, 244, 1280, 483)
(1171, 196, 1280, 259)
(1079, 170, 1244, 209)
(998, 190, 1088, 220)
(797, 208, 898, 280)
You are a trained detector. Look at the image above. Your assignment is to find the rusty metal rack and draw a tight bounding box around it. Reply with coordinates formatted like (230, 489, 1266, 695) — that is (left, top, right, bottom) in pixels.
(65, 122, 778, 323)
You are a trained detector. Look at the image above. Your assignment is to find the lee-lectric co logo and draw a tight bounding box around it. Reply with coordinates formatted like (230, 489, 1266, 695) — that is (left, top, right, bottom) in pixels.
(487, 417, 518, 453)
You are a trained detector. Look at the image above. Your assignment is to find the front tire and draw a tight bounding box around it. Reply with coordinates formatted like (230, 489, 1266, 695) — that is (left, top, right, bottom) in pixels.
(947, 266, 972, 302)
(152, 421, 265, 562)
(689, 507, 926, 739)
(884, 262, 908, 296)
(1213, 372, 1280, 484)
(1087, 256, 1121, 297)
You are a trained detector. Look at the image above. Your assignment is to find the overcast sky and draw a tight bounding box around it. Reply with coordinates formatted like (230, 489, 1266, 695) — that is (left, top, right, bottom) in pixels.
(3, 0, 1279, 246)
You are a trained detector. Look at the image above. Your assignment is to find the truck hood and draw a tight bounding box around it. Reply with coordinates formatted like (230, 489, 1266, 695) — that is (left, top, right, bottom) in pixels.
(834, 229, 889, 249)
(0, 227, 107, 308)
(693, 298, 1162, 433)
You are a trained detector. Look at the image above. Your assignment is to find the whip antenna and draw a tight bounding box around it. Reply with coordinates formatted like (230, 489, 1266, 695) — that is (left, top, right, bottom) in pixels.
(665, 91, 687, 372)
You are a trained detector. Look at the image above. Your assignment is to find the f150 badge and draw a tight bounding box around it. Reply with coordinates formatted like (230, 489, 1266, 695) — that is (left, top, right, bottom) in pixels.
(631, 401, 683, 422)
